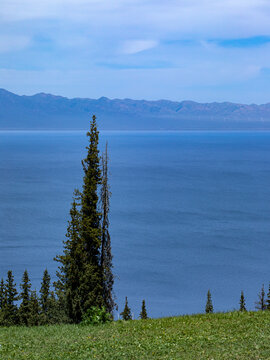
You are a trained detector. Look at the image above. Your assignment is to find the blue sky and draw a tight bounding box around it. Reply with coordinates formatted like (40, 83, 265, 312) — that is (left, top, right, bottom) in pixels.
(1, 0, 270, 103)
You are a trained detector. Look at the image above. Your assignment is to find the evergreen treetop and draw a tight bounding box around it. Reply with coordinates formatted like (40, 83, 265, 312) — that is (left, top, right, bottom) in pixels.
(239, 290, 247, 312)
(266, 283, 270, 310)
(19, 269, 32, 325)
(205, 290, 213, 314)
(40, 269, 51, 313)
(120, 297, 132, 320)
(5, 270, 18, 325)
(140, 299, 148, 320)
(0, 278, 5, 309)
(255, 284, 266, 311)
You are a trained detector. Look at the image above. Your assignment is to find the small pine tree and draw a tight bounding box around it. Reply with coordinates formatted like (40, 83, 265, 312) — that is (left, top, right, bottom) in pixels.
(255, 284, 266, 311)
(239, 290, 247, 312)
(5, 270, 19, 325)
(55, 190, 83, 323)
(40, 269, 51, 323)
(266, 283, 270, 310)
(0, 278, 6, 325)
(28, 290, 40, 326)
(120, 297, 132, 320)
(0, 278, 5, 309)
(205, 290, 213, 314)
(140, 299, 148, 319)
(19, 270, 32, 325)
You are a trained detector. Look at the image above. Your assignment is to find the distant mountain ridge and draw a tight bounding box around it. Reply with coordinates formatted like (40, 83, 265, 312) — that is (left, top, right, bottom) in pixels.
(0, 88, 270, 130)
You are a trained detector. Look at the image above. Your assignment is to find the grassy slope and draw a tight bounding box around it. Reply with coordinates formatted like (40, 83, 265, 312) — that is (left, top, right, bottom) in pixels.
(0, 311, 270, 359)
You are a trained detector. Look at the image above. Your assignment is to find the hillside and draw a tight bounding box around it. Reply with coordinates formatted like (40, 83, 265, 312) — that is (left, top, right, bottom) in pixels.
(1, 89, 270, 130)
(1, 311, 270, 359)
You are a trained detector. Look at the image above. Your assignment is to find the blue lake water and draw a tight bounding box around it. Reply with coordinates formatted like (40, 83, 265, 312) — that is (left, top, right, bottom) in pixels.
(0, 130, 270, 318)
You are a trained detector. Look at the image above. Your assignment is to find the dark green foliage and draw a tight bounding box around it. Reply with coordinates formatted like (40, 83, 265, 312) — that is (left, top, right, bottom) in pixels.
(120, 297, 132, 320)
(39, 269, 59, 324)
(140, 299, 148, 319)
(239, 290, 247, 312)
(81, 306, 112, 325)
(255, 284, 266, 311)
(55, 190, 83, 323)
(28, 290, 40, 326)
(40, 269, 51, 314)
(266, 283, 270, 310)
(19, 269, 31, 325)
(4, 270, 19, 325)
(100, 143, 115, 315)
(205, 290, 213, 314)
(0, 278, 5, 309)
(55, 115, 115, 323)
(80, 115, 103, 312)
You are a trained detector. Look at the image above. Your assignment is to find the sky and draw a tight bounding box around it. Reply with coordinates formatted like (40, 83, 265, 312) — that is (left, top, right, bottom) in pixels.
(1, 0, 270, 103)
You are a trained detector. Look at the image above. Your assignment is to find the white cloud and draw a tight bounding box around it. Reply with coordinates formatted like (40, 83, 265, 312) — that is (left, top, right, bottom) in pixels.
(121, 40, 158, 54)
(1, 0, 270, 102)
(1, 0, 270, 39)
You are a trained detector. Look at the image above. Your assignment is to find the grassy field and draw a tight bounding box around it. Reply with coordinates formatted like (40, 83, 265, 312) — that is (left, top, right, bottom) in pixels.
(0, 311, 270, 359)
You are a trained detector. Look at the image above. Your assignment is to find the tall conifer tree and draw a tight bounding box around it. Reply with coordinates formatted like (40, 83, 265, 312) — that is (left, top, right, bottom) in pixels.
(100, 143, 115, 315)
(5, 270, 18, 325)
(55, 115, 115, 323)
(80, 115, 103, 312)
(19, 270, 31, 325)
(40, 269, 51, 322)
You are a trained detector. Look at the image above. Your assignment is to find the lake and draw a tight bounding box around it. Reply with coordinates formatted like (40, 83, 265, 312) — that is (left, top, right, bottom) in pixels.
(0, 130, 269, 318)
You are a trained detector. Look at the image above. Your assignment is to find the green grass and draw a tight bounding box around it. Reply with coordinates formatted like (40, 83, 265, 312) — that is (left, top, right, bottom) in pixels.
(1, 311, 270, 359)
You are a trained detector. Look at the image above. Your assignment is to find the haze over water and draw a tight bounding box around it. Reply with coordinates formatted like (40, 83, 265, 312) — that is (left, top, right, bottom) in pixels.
(0, 130, 269, 318)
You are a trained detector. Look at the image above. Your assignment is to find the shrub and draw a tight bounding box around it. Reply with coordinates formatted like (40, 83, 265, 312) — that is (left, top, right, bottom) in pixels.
(81, 306, 112, 325)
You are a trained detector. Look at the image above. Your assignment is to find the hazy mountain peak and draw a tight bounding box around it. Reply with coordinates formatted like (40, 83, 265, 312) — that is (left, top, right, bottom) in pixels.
(0, 89, 269, 130)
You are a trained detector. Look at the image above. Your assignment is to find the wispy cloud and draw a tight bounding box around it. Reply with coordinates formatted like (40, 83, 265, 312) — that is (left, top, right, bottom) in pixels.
(121, 40, 158, 54)
(1, 0, 270, 102)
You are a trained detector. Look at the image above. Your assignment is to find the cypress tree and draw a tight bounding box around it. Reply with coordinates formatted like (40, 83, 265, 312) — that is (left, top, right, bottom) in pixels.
(19, 269, 31, 325)
(100, 143, 115, 315)
(255, 284, 266, 311)
(120, 297, 132, 320)
(80, 115, 103, 312)
(140, 299, 148, 319)
(205, 290, 213, 314)
(5, 270, 18, 325)
(239, 290, 247, 312)
(55, 115, 115, 323)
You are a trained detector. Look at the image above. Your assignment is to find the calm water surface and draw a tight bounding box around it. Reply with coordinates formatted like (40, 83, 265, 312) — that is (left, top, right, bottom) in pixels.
(0, 131, 269, 317)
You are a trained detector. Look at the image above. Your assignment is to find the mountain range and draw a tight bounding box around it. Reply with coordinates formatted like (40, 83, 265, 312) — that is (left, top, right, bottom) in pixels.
(1, 88, 270, 130)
